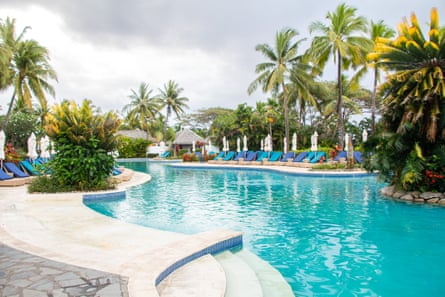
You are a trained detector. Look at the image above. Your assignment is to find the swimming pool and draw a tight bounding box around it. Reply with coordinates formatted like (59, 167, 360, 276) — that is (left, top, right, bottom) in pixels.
(86, 162, 445, 296)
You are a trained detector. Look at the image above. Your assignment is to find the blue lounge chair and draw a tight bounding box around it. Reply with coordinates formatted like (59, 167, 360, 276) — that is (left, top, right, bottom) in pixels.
(19, 160, 41, 176)
(213, 152, 225, 160)
(160, 151, 170, 158)
(223, 151, 235, 161)
(280, 151, 295, 162)
(293, 152, 308, 162)
(256, 151, 268, 162)
(3, 162, 30, 178)
(244, 151, 256, 161)
(304, 152, 316, 162)
(233, 151, 245, 161)
(354, 151, 363, 163)
(310, 152, 327, 163)
(268, 151, 283, 162)
(333, 151, 347, 162)
(0, 167, 13, 181)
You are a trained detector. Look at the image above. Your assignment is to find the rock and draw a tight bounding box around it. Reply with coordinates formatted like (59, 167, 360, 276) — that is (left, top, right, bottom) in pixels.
(414, 198, 425, 203)
(380, 186, 396, 196)
(400, 194, 414, 201)
(420, 192, 444, 200)
(393, 191, 406, 199)
(410, 191, 421, 199)
(438, 199, 445, 206)
(427, 198, 440, 204)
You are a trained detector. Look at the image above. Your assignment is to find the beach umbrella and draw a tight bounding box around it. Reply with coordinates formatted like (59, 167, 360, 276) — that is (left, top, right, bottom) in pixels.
(236, 137, 241, 153)
(260, 139, 264, 151)
(291, 132, 297, 151)
(0, 130, 5, 163)
(192, 140, 195, 152)
(344, 133, 349, 151)
(222, 136, 227, 152)
(347, 133, 354, 162)
(310, 131, 318, 152)
(362, 130, 368, 142)
(40, 135, 51, 159)
(208, 140, 212, 152)
(27, 133, 38, 160)
(283, 137, 287, 154)
(243, 135, 248, 152)
(226, 139, 230, 152)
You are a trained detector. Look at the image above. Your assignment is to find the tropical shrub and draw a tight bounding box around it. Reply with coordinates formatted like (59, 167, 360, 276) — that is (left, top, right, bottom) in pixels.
(116, 136, 151, 158)
(365, 8, 445, 191)
(31, 99, 121, 192)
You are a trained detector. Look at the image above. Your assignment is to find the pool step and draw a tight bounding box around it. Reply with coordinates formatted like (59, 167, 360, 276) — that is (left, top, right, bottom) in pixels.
(215, 249, 295, 297)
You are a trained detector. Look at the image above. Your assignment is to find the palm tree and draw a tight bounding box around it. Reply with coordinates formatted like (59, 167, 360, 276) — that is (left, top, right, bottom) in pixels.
(0, 18, 56, 130)
(123, 82, 161, 137)
(157, 80, 189, 140)
(248, 28, 304, 152)
(308, 3, 371, 146)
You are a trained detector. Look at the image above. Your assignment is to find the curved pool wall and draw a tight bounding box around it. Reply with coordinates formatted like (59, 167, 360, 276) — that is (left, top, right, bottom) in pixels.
(86, 161, 445, 297)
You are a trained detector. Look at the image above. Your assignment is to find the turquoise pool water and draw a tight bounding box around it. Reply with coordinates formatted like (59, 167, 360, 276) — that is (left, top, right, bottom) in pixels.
(86, 162, 445, 296)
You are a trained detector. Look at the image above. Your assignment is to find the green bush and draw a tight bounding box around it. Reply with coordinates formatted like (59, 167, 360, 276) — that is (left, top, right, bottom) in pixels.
(116, 136, 151, 158)
(31, 99, 121, 192)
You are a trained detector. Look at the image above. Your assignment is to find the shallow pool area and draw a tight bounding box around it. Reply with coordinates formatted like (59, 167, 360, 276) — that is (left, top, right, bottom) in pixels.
(86, 162, 445, 296)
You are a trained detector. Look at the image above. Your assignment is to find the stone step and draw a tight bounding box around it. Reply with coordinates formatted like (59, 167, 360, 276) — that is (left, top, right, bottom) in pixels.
(234, 249, 294, 297)
(215, 250, 263, 297)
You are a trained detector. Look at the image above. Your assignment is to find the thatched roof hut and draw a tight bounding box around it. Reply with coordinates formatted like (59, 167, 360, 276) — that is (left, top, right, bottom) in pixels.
(174, 129, 204, 151)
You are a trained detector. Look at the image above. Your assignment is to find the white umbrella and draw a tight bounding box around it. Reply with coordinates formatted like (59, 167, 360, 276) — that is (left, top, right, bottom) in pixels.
(291, 132, 297, 151)
(243, 135, 248, 152)
(347, 133, 354, 162)
(40, 135, 51, 159)
(27, 133, 38, 160)
(192, 140, 196, 152)
(208, 140, 212, 152)
(236, 137, 241, 153)
(0, 130, 5, 161)
(260, 139, 264, 151)
(226, 139, 230, 152)
(362, 130, 368, 142)
(310, 131, 318, 152)
(222, 136, 227, 152)
(283, 137, 287, 154)
(344, 133, 349, 151)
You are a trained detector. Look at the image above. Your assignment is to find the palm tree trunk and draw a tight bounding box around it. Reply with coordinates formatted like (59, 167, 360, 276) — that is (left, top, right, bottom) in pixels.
(336, 50, 344, 148)
(2, 89, 16, 131)
(371, 66, 378, 133)
(282, 82, 289, 152)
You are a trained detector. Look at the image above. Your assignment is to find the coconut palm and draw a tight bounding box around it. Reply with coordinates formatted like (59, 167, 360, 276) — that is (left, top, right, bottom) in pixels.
(248, 28, 305, 152)
(308, 3, 371, 145)
(123, 82, 161, 136)
(1, 18, 57, 130)
(158, 80, 189, 140)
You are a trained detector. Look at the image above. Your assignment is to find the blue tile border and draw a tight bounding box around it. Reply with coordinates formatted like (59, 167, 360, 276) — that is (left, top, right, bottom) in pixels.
(155, 234, 243, 286)
(83, 190, 126, 203)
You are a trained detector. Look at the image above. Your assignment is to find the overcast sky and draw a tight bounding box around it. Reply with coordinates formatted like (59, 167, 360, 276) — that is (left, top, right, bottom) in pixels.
(0, 0, 443, 116)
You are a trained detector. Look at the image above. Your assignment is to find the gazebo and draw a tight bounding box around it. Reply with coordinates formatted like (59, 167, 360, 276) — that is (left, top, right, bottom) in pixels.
(173, 129, 204, 152)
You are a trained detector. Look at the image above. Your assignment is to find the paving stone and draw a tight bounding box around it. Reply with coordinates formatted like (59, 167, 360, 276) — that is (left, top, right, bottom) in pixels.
(23, 288, 48, 297)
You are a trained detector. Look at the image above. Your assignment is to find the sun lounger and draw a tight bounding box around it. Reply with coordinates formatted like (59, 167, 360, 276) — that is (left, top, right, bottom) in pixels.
(19, 160, 42, 176)
(238, 151, 257, 164)
(333, 151, 347, 162)
(233, 151, 245, 161)
(0, 167, 13, 180)
(353, 151, 363, 163)
(213, 152, 225, 160)
(4, 162, 30, 178)
(222, 151, 235, 161)
(256, 151, 268, 162)
(160, 151, 170, 158)
(293, 152, 308, 162)
(280, 151, 295, 162)
(310, 152, 327, 163)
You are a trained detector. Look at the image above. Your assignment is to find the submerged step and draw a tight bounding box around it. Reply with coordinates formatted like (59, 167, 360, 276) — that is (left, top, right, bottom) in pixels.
(215, 250, 263, 297)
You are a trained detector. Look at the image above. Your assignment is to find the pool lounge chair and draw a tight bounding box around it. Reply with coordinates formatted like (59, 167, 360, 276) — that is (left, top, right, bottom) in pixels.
(19, 160, 42, 176)
(238, 151, 257, 165)
(281, 151, 295, 162)
(310, 152, 327, 163)
(208, 151, 225, 163)
(289, 152, 314, 168)
(293, 152, 308, 162)
(255, 151, 268, 162)
(353, 151, 363, 163)
(160, 151, 170, 158)
(0, 167, 26, 187)
(333, 151, 347, 162)
(263, 151, 283, 165)
(3, 162, 30, 178)
(222, 151, 235, 161)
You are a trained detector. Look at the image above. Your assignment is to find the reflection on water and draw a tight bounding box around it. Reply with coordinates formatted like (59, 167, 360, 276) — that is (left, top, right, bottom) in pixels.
(86, 162, 445, 297)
